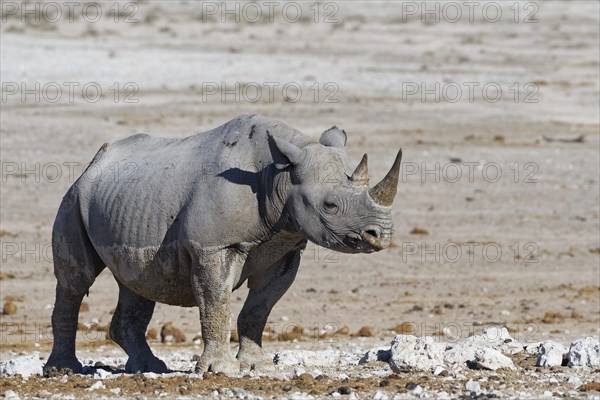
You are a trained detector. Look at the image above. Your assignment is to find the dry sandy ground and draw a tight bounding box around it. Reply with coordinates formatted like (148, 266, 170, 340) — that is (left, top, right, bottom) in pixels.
(1, 1, 599, 398)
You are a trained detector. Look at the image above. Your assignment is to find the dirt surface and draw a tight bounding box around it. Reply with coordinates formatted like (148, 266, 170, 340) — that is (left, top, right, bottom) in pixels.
(1, 1, 599, 398)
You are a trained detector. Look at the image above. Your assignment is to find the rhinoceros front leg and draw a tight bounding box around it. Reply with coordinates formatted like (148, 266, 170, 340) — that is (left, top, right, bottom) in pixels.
(236, 250, 301, 371)
(191, 248, 242, 374)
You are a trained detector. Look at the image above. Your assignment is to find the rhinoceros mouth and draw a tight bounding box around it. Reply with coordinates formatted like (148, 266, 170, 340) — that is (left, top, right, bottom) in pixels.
(343, 231, 384, 253)
(360, 231, 385, 251)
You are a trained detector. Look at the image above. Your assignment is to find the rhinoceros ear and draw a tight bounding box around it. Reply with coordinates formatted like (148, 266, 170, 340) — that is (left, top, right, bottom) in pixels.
(320, 126, 347, 147)
(268, 132, 304, 165)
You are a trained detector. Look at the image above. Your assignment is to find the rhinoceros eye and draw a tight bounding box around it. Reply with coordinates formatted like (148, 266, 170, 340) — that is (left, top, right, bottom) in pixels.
(323, 201, 339, 214)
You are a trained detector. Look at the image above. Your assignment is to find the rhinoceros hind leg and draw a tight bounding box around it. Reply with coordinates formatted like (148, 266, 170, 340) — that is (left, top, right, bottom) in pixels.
(44, 286, 86, 375)
(236, 250, 301, 371)
(46, 201, 106, 375)
(109, 281, 167, 374)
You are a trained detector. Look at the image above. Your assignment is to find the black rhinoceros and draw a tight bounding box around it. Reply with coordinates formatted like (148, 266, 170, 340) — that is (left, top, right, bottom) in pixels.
(45, 114, 401, 374)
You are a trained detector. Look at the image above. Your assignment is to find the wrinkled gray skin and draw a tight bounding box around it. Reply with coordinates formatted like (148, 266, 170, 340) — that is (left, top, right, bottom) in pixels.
(45, 115, 401, 375)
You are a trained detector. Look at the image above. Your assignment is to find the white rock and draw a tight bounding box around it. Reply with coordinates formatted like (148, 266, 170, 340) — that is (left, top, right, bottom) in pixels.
(110, 388, 121, 395)
(433, 365, 445, 376)
(4, 390, 20, 400)
(359, 347, 391, 364)
(525, 342, 542, 355)
(87, 381, 105, 391)
(465, 380, 481, 393)
(93, 368, 112, 379)
(274, 350, 339, 367)
(389, 335, 445, 372)
(373, 391, 388, 400)
(436, 391, 450, 399)
(294, 367, 306, 378)
(0, 352, 43, 378)
(567, 337, 600, 367)
(445, 341, 475, 367)
(481, 326, 512, 345)
(567, 374, 582, 387)
(480, 326, 522, 354)
(472, 347, 515, 370)
(411, 385, 423, 396)
(536, 341, 567, 368)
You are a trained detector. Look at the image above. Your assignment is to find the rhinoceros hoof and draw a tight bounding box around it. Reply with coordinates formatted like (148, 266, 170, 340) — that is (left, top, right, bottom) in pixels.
(237, 352, 275, 372)
(44, 357, 83, 376)
(125, 356, 168, 373)
(195, 356, 240, 375)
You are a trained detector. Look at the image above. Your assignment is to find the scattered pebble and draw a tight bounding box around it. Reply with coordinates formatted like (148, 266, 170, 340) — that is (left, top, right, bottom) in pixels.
(3, 301, 17, 315)
(146, 327, 158, 340)
(465, 379, 481, 393)
(87, 381, 105, 391)
(160, 322, 186, 343)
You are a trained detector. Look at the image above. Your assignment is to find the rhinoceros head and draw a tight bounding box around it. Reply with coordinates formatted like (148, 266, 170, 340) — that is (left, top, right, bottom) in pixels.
(270, 128, 401, 254)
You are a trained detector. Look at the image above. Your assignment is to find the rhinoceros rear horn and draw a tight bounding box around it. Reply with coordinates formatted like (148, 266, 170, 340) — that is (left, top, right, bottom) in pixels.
(351, 154, 369, 187)
(368, 149, 402, 207)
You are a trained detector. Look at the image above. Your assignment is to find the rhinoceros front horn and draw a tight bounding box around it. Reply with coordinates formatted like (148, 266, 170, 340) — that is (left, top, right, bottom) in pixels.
(368, 149, 402, 207)
(351, 154, 369, 187)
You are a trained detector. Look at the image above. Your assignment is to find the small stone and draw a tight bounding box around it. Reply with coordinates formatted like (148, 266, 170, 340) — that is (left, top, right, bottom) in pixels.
(4, 390, 20, 400)
(536, 341, 568, 368)
(355, 326, 374, 337)
(567, 337, 600, 367)
(373, 390, 388, 400)
(160, 322, 186, 343)
(465, 379, 481, 393)
(93, 368, 112, 379)
(298, 373, 313, 382)
(146, 327, 158, 340)
(3, 301, 17, 315)
(567, 374, 582, 387)
(338, 386, 351, 395)
(87, 381, 105, 391)
(433, 365, 445, 376)
(411, 385, 423, 395)
(79, 302, 90, 312)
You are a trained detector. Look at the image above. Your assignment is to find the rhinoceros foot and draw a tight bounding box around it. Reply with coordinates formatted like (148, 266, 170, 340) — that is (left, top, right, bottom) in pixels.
(43, 356, 83, 376)
(125, 355, 168, 374)
(194, 352, 240, 375)
(237, 346, 275, 372)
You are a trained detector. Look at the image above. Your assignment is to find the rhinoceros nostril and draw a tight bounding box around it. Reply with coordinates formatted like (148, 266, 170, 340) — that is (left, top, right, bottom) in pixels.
(364, 229, 379, 239)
